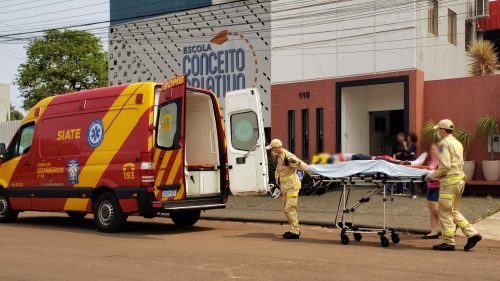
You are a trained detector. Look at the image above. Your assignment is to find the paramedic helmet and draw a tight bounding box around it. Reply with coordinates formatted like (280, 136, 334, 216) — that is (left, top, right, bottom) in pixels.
(266, 139, 283, 150)
(433, 119, 454, 131)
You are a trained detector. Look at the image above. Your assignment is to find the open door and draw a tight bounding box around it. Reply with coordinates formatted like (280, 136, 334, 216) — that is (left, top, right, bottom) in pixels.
(154, 76, 187, 201)
(224, 88, 269, 195)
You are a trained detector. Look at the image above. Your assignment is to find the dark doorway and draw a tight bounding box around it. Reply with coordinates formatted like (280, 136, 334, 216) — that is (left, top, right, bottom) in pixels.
(369, 110, 404, 156)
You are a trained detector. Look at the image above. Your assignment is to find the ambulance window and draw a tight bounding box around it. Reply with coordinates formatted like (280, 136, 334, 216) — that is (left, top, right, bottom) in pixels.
(156, 100, 181, 149)
(230, 111, 259, 151)
(7, 123, 34, 159)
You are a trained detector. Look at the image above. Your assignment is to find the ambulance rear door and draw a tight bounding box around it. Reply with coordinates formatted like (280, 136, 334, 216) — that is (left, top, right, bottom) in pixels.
(224, 88, 268, 195)
(154, 76, 187, 201)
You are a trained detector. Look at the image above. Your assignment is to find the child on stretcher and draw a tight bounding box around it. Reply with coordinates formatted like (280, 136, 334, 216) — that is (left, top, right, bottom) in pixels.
(311, 152, 428, 166)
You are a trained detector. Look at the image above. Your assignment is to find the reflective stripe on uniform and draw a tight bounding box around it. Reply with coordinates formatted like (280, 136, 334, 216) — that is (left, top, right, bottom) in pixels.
(443, 228, 455, 237)
(287, 192, 298, 198)
(457, 221, 471, 229)
(447, 175, 465, 184)
(439, 193, 453, 199)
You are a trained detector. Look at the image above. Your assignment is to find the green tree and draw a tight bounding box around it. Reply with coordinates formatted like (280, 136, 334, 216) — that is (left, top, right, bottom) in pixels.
(15, 29, 108, 111)
(9, 105, 23, 121)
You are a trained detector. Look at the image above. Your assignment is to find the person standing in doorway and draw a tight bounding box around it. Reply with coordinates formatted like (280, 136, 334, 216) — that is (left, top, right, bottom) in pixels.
(266, 139, 311, 239)
(392, 132, 408, 195)
(426, 119, 482, 251)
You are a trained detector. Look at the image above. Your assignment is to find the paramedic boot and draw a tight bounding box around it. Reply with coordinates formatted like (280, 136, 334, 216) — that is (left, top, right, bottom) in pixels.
(282, 231, 291, 238)
(283, 232, 300, 239)
(464, 233, 482, 251)
(433, 243, 455, 251)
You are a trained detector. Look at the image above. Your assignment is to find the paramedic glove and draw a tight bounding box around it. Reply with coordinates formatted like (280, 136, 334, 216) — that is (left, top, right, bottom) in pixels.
(425, 171, 435, 181)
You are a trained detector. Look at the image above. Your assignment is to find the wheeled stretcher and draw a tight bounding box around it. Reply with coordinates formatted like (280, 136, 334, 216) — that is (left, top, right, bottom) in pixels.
(309, 160, 430, 247)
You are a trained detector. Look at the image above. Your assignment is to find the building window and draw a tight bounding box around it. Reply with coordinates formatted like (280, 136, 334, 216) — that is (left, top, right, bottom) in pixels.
(465, 21, 473, 50)
(316, 108, 324, 153)
(448, 9, 457, 45)
(301, 109, 309, 159)
(428, 0, 438, 36)
(288, 110, 295, 153)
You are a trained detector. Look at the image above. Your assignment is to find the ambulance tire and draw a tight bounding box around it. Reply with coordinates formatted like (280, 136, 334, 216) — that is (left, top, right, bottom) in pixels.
(66, 211, 87, 220)
(0, 194, 18, 223)
(170, 210, 201, 227)
(93, 192, 127, 233)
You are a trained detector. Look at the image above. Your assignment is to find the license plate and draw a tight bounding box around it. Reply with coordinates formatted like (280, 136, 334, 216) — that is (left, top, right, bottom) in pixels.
(162, 189, 177, 198)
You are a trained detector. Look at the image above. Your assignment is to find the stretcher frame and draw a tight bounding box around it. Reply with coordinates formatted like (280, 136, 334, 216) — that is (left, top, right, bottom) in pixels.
(310, 173, 426, 247)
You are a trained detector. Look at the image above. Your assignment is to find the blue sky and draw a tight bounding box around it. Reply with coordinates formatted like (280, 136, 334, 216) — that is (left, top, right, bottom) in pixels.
(0, 0, 110, 112)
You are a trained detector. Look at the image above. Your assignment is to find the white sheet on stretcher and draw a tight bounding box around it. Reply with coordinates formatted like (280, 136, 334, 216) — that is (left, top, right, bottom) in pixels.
(309, 160, 430, 178)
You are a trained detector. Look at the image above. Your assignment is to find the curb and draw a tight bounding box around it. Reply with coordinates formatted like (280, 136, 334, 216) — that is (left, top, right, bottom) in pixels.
(200, 215, 430, 234)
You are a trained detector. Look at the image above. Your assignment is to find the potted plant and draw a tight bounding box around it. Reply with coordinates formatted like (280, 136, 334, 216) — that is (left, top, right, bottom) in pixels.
(422, 121, 439, 145)
(454, 128, 475, 181)
(476, 114, 500, 181)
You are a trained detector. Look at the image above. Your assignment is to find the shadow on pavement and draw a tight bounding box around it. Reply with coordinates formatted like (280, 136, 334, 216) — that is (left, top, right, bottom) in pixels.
(7, 215, 214, 237)
(228, 232, 433, 251)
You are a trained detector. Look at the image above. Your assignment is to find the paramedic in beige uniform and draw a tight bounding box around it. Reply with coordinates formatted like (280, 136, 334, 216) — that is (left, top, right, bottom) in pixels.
(267, 139, 311, 239)
(426, 119, 482, 251)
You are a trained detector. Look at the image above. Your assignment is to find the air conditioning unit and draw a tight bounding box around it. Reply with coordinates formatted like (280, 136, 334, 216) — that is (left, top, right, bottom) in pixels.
(468, 0, 489, 20)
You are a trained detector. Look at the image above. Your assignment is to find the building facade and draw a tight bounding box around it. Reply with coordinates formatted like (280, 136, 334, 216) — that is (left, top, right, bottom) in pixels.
(109, 0, 496, 162)
(0, 84, 10, 123)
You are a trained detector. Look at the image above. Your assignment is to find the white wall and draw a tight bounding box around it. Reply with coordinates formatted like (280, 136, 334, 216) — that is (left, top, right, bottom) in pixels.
(271, 0, 471, 84)
(0, 84, 10, 122)
(341, 82, 404, 154)
(271, 0, 417, 84)
(416, 0, 469, 80)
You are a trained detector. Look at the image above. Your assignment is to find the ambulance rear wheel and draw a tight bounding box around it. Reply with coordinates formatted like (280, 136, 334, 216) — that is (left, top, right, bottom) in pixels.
(66, 211, 86, 220)
(170, 210, 201, 227)
(0, 194, 18, 223)
(93, 192, 127, 233)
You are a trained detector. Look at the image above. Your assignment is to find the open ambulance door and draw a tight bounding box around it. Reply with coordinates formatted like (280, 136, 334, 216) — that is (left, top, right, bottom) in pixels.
(224, 88, 269, 196)
(155, 76, 186, 201)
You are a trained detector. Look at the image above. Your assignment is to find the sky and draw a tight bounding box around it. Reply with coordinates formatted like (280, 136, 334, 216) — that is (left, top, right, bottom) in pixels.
(0, 0, 110, 112)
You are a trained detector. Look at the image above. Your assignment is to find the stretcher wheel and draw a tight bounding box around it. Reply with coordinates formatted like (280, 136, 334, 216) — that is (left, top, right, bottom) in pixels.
(340, 233, 350, 245)
(380, 236, 390, 247)
(353, 233, 362, 241)
(391, 233, 400, 244)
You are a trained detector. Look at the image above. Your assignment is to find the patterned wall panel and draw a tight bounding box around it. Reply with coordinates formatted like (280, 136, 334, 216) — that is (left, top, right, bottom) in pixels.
(109, 0, 271, 126)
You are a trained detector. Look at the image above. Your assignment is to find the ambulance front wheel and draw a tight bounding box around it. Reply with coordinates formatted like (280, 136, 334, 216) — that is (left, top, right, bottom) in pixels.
(93, 192, 127, 233)
(0, 194, 19, 223)
(170, 210, 201, 227)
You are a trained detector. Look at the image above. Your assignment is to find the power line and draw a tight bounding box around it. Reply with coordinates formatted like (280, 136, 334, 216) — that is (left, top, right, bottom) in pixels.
(0, 0, 459, 42)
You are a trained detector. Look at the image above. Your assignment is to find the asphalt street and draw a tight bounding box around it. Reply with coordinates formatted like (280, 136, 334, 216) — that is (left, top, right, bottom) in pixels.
(0, 212, 499, 281)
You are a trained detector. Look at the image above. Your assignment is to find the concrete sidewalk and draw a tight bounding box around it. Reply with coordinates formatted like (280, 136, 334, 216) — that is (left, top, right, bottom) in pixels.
(201, 187, 500, 233)
(473, 212, 500, 241)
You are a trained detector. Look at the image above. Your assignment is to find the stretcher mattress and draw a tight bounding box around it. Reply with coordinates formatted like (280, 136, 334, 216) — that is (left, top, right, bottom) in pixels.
(309, 160, 430, 178)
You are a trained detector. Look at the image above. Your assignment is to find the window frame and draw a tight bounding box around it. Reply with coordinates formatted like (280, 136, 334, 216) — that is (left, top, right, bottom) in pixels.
(448, 9, 457, 45)
(229, 110, 260, 152)
(428, 0, 438, 36)
(316, 108, 324, 153)
(301, 109, 309, 159)
(465, 20, 473, 50)
(288, 110, 295, 153)
(155, 98, 182, 150)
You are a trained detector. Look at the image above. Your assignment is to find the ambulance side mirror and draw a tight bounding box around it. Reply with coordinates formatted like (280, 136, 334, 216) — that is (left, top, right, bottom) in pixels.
(0, 143, 6, 161)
